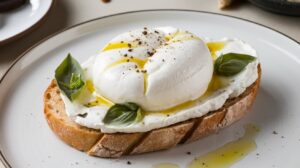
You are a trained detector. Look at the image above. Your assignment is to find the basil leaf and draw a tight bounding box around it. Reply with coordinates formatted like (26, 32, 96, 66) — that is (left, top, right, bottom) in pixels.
(215, 53, 256, 76)
(103, 102, 143, 126)
(70, 73, 84, 89)
(55, 54, 85, 101)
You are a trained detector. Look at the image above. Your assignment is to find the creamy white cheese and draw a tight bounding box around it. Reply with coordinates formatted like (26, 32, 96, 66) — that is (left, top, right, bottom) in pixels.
(61, 27, 259, 133)
(92, 27, 213, 111)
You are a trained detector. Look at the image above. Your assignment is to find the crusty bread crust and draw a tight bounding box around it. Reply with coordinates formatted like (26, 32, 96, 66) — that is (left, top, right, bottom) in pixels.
(44, 65, 261, 158)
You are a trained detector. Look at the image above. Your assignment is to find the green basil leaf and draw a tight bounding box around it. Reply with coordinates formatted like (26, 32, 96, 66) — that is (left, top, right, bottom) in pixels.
(215, 53, 256, 76)
(55, 54, 85, 101)
(103, 102, 143, 126)
(70, 73, 84, 89)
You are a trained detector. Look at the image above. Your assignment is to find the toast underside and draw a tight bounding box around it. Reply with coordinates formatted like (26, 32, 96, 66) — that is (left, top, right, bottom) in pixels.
(44, 66, 261, 158)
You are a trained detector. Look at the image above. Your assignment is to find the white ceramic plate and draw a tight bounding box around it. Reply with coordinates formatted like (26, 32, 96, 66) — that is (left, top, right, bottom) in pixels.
(0, 0, 54, 45)
(0, 10, 300, 168)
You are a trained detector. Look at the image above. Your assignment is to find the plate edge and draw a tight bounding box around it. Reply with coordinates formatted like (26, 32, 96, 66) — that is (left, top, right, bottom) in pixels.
(0, 9, 299, 168)
(0, 0, 56, 46)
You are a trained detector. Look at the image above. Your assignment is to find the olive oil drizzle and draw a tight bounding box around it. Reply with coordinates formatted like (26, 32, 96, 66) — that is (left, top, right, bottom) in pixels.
(165, 31, 201, 42)
(188, 124, 260, 168)
(152, 163, 180, 168)
(103, 57, 149, 94)
(144, 73, 149, 94)
(102, 42, 137, 51)
(144, 41, 228, 115)
(101, 31, 204, 96)
(86, 80, 95, 93)
(105, 57, 146, 70)
(207, 42, 226, 60)
(145, 75, 228, 115)
(85, 40, 227, 112)
(85, 96, 114, 107)
(84, 80, 114, 107)
(152, 124, 259, 168)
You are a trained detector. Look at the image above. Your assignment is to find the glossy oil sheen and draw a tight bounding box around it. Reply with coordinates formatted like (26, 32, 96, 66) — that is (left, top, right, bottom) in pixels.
(146, 75, 227, 115)
(152, 163, 180, 168)
(188, 124, 260, 168)
(105, 57, 146, 69)
(102, 42, 133, 51)
(207, 42, 226, 60)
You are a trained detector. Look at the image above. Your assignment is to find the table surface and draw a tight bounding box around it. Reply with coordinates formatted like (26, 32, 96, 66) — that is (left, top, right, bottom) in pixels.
(0, 0, 299, 167)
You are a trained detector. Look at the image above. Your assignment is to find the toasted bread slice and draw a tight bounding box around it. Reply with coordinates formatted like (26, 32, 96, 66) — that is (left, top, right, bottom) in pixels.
(44, 65, 261, 158)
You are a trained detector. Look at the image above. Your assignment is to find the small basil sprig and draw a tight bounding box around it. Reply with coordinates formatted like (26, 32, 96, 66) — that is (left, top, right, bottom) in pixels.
(103, 102, 143, 126)
(214, 53, 256, 77)
(55, 54, 85, 101)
